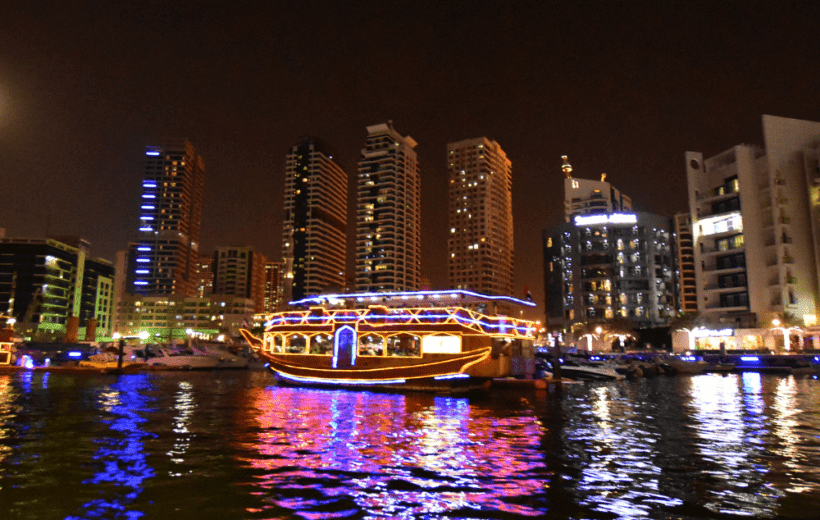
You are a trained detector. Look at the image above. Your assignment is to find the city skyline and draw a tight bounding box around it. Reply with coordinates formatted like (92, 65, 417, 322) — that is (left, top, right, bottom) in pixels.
(2, 2, 819, 316)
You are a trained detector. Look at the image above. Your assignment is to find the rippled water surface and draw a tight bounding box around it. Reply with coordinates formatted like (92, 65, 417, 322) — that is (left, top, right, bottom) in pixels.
(0, 370, 819, 519)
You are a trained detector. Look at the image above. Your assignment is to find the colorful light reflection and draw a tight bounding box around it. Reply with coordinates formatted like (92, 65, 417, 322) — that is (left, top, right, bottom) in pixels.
(245, 386, 547, 517)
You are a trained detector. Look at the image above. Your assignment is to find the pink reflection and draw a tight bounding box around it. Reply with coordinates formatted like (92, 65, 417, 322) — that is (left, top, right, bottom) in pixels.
(243, 387, 546, 517)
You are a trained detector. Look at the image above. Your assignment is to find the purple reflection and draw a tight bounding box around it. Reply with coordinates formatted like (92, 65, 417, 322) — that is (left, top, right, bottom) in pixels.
(245, 387, 547, 518)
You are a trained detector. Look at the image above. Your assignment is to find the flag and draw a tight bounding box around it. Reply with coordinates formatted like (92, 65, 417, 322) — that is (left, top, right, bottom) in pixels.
(524, 285, 533, 302)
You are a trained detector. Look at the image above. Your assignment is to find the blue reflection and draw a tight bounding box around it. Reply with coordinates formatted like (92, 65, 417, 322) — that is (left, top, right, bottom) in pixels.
(247, 387, 547, 518)
(19, 369, 33, 393)
(67, 374, 157, 520)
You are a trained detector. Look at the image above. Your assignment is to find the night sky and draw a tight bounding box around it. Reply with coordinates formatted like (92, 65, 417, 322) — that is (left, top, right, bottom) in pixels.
(2, 1, 819, 318)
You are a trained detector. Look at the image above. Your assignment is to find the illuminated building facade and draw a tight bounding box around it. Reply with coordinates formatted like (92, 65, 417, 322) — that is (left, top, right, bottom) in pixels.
(563, 156, 632, 222)
(544, 212, 676, 330)
(212, 246, 267, 313)
(282, 136, 348, 302)
(673, 213, 698, 313)
(447, 137, 514, 296)
(127, 140, 205, 297)
(0, 237, 115, 340)
(194, 255, 213, 297)
(355, 122, 421, 292)
(686, 114, 820, 328)
(264, 261, 284, 312)
(115, 294, 255, 341)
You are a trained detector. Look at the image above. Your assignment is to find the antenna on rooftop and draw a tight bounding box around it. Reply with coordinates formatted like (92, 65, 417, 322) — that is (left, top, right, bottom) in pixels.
(561, 155, 573, 178)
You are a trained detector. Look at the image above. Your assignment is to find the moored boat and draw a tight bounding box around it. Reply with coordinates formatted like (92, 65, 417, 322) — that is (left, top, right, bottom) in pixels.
(240, 290, 538, 392)
(126, 345, 220, 370)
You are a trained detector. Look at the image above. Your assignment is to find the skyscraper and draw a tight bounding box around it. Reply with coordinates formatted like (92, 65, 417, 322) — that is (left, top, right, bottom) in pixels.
(127, 140, 205, 297)
(212, 246, 267, 313)
(447, 137, 513, 296)
(355, 122, 421, 292)
(263, 261, 284, 312)
(282, 137, 348, 302)
(544, 162, 675, 330)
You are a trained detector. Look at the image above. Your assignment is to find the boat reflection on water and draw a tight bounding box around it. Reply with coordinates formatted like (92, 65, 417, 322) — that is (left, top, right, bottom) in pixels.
(1, 370, 819, 519)
(244, 386, 548, 518)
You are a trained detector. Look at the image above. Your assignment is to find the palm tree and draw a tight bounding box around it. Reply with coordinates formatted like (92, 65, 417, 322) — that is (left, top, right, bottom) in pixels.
(602, 316, 635, 350)
(668, 311, 704, 352)
(668, 311, 701, 333)
(772, 311, 802, 351)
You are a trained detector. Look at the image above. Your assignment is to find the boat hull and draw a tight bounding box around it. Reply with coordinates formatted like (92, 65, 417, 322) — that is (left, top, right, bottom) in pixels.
(259, 347, 495, 393)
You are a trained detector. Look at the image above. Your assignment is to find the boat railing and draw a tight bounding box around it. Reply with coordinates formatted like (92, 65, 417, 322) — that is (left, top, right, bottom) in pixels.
(263, 306, 536, 339)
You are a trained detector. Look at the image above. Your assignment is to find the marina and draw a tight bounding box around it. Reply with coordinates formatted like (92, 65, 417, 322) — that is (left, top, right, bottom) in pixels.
(0, 368, 818, 519)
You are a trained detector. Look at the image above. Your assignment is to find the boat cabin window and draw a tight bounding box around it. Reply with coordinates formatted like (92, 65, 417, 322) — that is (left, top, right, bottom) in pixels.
(422, 335, 461, 354)
(267, 335, 283, 353)
(358, 335, 384, 356)
(386, 334, 421, 357)
(309, 334, 333, 355)
(286, 334, 308, 354)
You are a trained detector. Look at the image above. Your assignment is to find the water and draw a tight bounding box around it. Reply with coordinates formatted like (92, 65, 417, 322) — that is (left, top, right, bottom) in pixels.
(0, 370, 819, 520)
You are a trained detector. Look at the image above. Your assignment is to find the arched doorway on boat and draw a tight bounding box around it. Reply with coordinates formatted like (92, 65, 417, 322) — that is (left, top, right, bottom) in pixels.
(333, 325, 357, 368)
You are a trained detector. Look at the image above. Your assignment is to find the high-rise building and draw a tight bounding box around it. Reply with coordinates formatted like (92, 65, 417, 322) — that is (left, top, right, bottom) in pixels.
(263, 261, 284, 312)
(686, 114, 820, 329)
(544, 212, 676, 330)
(282, 137, 348, 302)
(194, 255, 213, 298)
(545, 161, 675, 330)
(562, 156, 632, 222)
(212, 246, 267, 313)
(673, 213, 698, 314)
(0, 237, 115, 340)
(127, 140, 205, 297)
(355, 122, 421, 292)
(447, 138, 514, 296)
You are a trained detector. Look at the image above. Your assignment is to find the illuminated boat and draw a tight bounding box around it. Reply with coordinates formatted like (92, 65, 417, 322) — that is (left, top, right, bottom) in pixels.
(240, 290, 538, 392)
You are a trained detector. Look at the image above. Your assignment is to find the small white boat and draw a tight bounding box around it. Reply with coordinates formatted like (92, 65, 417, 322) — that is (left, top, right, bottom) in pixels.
(79, 350, 145, 372)
(127, 345, 219, 370)
(559, 364, 625, 381)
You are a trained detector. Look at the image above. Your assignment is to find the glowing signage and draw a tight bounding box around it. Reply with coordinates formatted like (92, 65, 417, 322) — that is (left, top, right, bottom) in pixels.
(692, 328, 733, 338)
(574, 213, 637, 226)
(145, 151, 160, 156)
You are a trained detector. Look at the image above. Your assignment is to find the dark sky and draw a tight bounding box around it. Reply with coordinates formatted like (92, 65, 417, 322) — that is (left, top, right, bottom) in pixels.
(2, 1, 819, 319)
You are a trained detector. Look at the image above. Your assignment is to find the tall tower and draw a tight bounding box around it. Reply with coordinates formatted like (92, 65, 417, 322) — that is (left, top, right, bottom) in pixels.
(282, 137, 348, 302)
(212, 247, 267, 313)
(127, 140, 205, 297)
(355, 122, 421, 292)
(447, 137, 514, 296)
